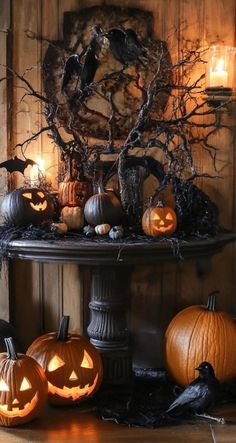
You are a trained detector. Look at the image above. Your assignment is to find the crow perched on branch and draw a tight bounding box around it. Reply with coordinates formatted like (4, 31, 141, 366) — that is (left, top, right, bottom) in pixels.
(104, 27, 148, 67)
(61, 25, 103, 94)
(164, 362, 225, 424)
(61, 54, 82, 93)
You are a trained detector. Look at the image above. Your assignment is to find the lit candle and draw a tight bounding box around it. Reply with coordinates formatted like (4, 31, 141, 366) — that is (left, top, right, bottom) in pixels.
(209, 58, 228, 87)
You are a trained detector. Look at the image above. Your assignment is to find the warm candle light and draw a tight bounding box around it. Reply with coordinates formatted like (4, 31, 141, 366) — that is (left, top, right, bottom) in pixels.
(206, 45, 236, 90)
(30, 156, 45, 186)
(209, 58, 228, 87)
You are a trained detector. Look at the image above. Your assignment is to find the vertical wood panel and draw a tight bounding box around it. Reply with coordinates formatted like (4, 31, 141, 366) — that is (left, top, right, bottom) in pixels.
(202, 0, 236, 313)
(62, 265, 83, 333)
(0, 0, 11, 321)
(11, 260, 41, 349)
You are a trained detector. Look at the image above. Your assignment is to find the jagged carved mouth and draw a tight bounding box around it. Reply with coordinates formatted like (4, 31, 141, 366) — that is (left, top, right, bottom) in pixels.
(0, 392, 38, 417)
(155, 225, 174, 233)
(48, 373, 99, 400)
(30, 201, 47, 211)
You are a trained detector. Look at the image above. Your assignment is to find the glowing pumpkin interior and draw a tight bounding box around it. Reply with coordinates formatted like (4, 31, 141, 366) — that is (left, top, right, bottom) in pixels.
(151, 210, 176, 233)
(0, 376, 38, 418)
(45, 347, 99, 401)
(22, 191, 48, 211)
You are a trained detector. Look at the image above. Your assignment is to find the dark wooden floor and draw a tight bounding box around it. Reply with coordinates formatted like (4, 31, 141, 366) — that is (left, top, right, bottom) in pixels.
(0, 403, 235, 442)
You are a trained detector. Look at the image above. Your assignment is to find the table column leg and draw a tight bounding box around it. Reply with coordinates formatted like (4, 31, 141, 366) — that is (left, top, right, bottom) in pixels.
(87, 265, 132, 384)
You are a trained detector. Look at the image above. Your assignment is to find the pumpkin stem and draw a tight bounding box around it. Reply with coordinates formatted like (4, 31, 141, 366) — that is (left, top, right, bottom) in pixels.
(57, 315, 70, 341)
(206, 291, 219, 311)
(97, 183, 105, 194)
(156, 201, 164, 208)
(5, 337, 18, 360)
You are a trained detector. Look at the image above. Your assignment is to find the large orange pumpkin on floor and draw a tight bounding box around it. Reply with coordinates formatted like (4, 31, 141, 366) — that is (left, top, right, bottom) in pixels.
(27, 316, 103, 406)
(165, 292, 236, 386)
(142, 202, 177, 237)
(0, 337, 48, 427)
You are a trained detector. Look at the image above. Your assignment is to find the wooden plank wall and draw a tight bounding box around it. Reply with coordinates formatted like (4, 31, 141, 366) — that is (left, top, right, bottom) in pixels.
(2, 0, 236, 368)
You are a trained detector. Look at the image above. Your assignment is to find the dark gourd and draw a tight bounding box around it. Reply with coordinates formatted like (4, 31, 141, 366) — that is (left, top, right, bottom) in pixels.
(84, 186, 124, 227)
(1, 188, 54, 226)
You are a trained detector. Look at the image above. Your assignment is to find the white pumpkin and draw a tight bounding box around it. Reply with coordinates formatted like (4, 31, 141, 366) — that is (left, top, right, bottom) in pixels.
(95, 223, 111, 235)
(60, 206, 84, 230)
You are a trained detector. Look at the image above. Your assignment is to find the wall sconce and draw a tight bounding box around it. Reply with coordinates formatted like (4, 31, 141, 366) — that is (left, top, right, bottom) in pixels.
(205, 45, 236, 107)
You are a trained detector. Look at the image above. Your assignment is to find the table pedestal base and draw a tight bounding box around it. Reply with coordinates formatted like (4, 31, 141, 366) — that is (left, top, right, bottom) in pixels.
(87, 266, 132, 384)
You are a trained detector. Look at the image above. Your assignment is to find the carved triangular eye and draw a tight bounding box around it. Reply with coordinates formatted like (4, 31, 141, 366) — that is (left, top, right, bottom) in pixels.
(152, 213, 161, 220)
(20, 377, 32, 391)
(47, 354, 65, 372)
(165, 212, 173, 220)
(0, 379, 9, 391)
(81, 350, 93, 369)
(37, 191, 45, 198)
(23, 192, 32, 200)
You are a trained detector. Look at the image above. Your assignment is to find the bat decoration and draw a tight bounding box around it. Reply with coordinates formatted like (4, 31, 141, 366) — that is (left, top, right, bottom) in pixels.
(0, 156, 37, 175)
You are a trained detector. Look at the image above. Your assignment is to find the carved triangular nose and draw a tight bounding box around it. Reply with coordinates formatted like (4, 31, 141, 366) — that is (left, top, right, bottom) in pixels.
(69, 371, 78, 381)
(12, 398, 19, 404)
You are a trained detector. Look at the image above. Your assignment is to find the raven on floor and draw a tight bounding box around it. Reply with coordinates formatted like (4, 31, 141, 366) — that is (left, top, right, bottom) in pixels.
(164, 361, 225, 424)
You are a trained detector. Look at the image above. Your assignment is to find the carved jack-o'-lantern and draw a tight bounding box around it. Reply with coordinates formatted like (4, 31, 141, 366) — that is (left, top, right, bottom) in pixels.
(1, 188, 55, 226)
(0, 337, 48, 427)
(58, 180, 92, 208)
(27, 316, 103, 406)
(142, 202, 177, 237)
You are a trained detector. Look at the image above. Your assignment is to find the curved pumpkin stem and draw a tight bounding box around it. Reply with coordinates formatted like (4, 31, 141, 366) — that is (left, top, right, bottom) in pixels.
(5, 337, 18, 360)
(206, 291, 219, 311)
(57, 315, 70, 341)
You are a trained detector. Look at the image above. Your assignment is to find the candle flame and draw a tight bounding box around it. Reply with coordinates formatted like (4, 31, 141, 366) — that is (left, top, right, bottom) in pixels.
(216, 58, 225, 72)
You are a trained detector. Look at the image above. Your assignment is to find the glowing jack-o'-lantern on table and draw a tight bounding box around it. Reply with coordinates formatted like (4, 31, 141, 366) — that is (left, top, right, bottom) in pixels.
(0, 337, 48, 427)
(27, 316, 103, 406)
(142, 202, 177, 237)
(1, 188, 55, 226)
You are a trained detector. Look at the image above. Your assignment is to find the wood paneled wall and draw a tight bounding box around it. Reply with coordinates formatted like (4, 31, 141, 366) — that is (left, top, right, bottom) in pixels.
(1, 0, 236, 367)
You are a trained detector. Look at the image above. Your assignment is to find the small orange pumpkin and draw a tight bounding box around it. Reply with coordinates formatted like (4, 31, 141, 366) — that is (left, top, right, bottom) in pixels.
(27, 316, 103, 406)
(142, 202, 177, 236)
(0, 337, 48, 427)
(165, 292, 236, 386)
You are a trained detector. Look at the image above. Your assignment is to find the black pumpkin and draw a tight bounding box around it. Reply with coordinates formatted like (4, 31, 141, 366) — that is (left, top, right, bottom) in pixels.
(1, 188, 55, 226)
(84, 187, 124, 227)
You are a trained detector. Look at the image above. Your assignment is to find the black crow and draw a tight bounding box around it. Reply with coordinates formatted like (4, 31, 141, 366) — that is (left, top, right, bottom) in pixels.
(164, 361, 225, 424)
(61, 54, 82, 92)
(79, 39, 99, 91)
(124, 28, 148, 59)
(105, 28, 147, 67)
(62, 25, 103, 94)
